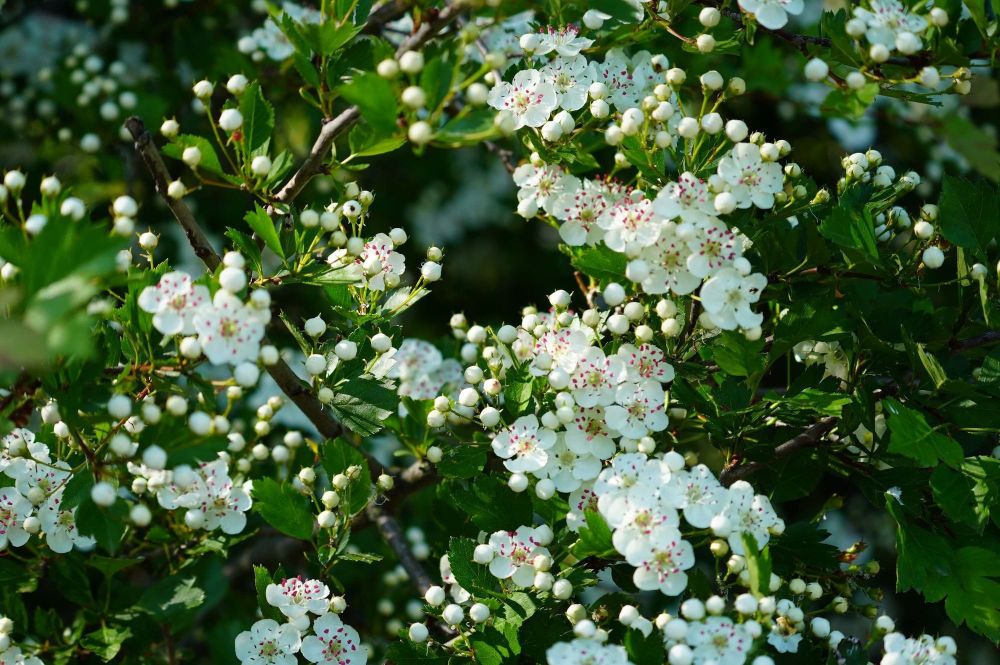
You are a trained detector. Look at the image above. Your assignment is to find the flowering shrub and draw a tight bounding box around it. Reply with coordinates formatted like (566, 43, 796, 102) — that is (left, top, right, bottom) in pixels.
(0, 0, 998, 664)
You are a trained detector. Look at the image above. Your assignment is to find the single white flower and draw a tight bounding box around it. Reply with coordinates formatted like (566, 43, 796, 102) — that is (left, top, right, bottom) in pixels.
(266, 577, 331, 619)
(723, 481, 783, 554)
(532, 328, 591, 375)
(616, 343, 675, 385)
(552, 181, 611, 246)
(486, 525, 552, 587)
(685, 221, 744, 279)
(699, 268, 767, 331)
(590, 49, 661, 111)
(738, 0, 804, 29)
(38, 491, 95, 554)
(234, 619, 302, 665)
(569, 346, 624, 407)
(514, 163, 581, 217)
(536, 434, 604, 492)
(717, 142, 784, 209)
(0, 487, 32, 549)
(535, 25, 594, 57)
(491, 415, 557, 473)
(300, 613, 366, 665)
(853, 0, 927, 49)
(600, 197, 661, 253)
(653, 172, 717, 225)
(637, 225, 702, 296)
(606, 381, 668, 439)
(685, 617, 753, 665)
(564, 407, 617, 460)
(661, 464, 726, 528)
(546, 639, 632, 665)
(174, 459, 252, 534)
(488, 69, 558, 129)
(624, 526, 694, 595)
(192, 290, 267, 366)
(138, 271, 211, 336)
(539, 55, 593, 111)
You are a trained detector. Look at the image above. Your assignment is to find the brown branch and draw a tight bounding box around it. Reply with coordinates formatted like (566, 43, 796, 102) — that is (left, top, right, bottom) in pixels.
(124, 117, 222, 271)
(273, 2, 466, 205)
(367, 504, 433, 594)
(720, 416, 839, 486)
(950, 331, 1000, 351)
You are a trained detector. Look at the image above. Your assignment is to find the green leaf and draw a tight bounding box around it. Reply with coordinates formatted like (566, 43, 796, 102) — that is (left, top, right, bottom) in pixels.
(931, 456, 1000, 532)
(244, 204, 285, 259)
(883, 398, 963, 468)
(503, 364, 534, 418)
(383, 641, 450, 663)
(76, 499, 127, 554)
(572, 510, 616, 559)
(340, 72, 398, 136)
(568, 245, 627, 282)
(624, 627, 666, 665)
(450, 475, 533, 532)
(437, 444, 487, 479)
(709, 331, 766, 377)
(590, 0, 644, 21)
(348, 124, 407, 157)
(251, 478, 314, 540)
(137, 574, 207, 619)
(327, 377, 398, 437)
(239, 81, 275, 156)
(80, 625, 131, 662)
(162, 134, 225, 177)
(447, 536, 497, 596)
(937, 176, 1000, 251)
(741, 532, 772, 597)
(818, 202, 878, 261)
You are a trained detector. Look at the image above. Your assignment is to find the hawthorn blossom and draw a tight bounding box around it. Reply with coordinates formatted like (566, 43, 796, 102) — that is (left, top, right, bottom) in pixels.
(699, 268, 767, 331)
(546, 639, 633, 665)
(535, 25, 594, 57)
(488, 69, 558, 129)
(638, 226, 702, 296)
(605, 381, 668, 439)
(1, 428, 50, 479)
(553, 181, 610, 246)
(624, 526, 694, 595)
(138, 271, 211, 336)
(853, 0, 927, 49)
(537, 434, 604, 492)
(390, 339, 465, 400)
(564, 407, 617, 460)
(356, 233, 405, 292)
(234, 619, 301, 665)
(717, 143, 784, 210)
(301, 614, 366, 665)
(439, 554, 472, 603)
(38, 491, 95, 554)
(661, 464, 726, 528)
(685, 221, 744, 279)
(610, 492, 680, 554)
(192, 290, 266, 365)
(486, 525, 552, 587)
(595, 454, 663, 525)
(175, 459, 252, 535)
(491, 414, 557, 473)
(881, 632, 956, 665)
(539, 55, 592, 111)
(767, 626, 803, 654)
(653, 173, 717, 224)
(600, 197, 661, 253)
(566, 484, 599, 532)
(617, 343, 675, 385)
(0, 646, 44, 665)
(685, 617, 753, 665)
(266, 577, 331, 619)
(737, 0, 804, 30)
(514, 163, 581, 217)
(532, 328, 590, 375)
(569, 346, 624, 407)
(0, 488, 32, 549)
(723, 480, 783, 554)
(14, 459, 71, 499)
(589, 49, 661, 110)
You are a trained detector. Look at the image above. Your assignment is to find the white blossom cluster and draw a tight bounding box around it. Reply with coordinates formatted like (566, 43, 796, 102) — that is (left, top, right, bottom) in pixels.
(388, 339, 463, 401)
(849, 0, 943, 57)
(237, 2, 320, 61)
(236, 579, 366, 665)
(792, 340, 850, 381)
(0, 428, 95, 555)
(0, 615, 44, 665)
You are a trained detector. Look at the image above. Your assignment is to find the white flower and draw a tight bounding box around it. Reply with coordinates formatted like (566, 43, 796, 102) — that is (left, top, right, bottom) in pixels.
(486, 526, 552, 587)
(653, 173, 717, 225)
(595, 453, 662, 525)
(174, 459, 252, 534)
(535, 25, 594, 57)
(38, 491, 95, 554)
(301, 613, 366, 664)
(685, 617, 753, 665)
(717, 143, 784, 209)
(853, 0, 927, 49)
(699, 268, 767, 331)
(537, 434, 604, 493)
(234, 619, 302, 665)
(539, 55, 593, 111)
(723, 481, 782, 554)
(14, 459, 70, 498)
(354, 233, 405, 292)
(0, 488, 32, 549)
(192, 290, 267, 366)
(606, 381, 668, 439)
(767, 627, 803, 653)
(552, 181, 611, 246)
(600, 197, 661, 253)
(546, 639, 633, 665)
(617, 343, 675, 384)
(513, 163, 581, 216)
(138, 271, 211, 336)
(738, 0, 804, 29)
(488, 69, 558, 129)
(637, 225, 702, 295)
(569, 346, 624, 407)
(685, 220, 744, 279)
(1, 429, 50, 480)
(881, 632, 956, 665)
(266, 577, 331, 619)
(390, 339, 461, 401)
(0, 646, 45, 665)
(624, 526, 694, 595)
(564, 407, 617, 460)
(589, 49, 661, 111)
(492, 414, 557, 473)
(610, 491, 680, 554)
(660, 464, 726, 528)
(532, 328, 591, 375)
(566, 484, 599, 532)
(439, 554, 472, 604)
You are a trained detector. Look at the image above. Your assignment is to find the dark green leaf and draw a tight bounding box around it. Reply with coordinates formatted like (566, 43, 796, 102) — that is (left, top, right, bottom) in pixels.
(251, 478, 314, 540)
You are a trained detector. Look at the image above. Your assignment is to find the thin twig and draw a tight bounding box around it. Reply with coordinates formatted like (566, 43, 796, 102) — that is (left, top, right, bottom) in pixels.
(720, 416, 839, 485)
(367, 504, 433, 594)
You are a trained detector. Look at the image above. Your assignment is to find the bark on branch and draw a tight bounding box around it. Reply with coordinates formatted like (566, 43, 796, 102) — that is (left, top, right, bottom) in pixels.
(720, 416, 839, 486)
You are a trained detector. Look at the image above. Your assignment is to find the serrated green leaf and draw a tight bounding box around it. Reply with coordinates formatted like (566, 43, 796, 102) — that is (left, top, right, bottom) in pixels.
(883, 398, 963, 468)
(239, 81, 275, 156)
(251, 478, 314, 540)
(244, 204, 285, 259)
